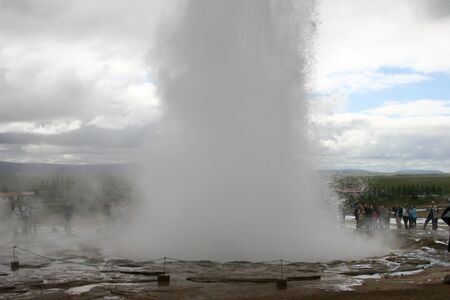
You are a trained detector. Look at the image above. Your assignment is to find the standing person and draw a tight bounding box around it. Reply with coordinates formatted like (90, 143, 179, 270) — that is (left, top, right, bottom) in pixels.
(354, 202, 360, 229)
(364, 204, 372, 229)
(379, 205, 389, 229)
(441, 206, 450, 252)
(64, 204, 73, 233)
(402, 204, 410, 229)
(339, 202, 347, 227)
(30, 202, 38, 234)
(358, 203, 365, 229)
(372, 205, 379, 230)
(423, 201, 439, 230)
(21, 203, 30, 234)
(394, 206, 403, 229)
(409, 204, 417, 229)
(12, 201, 21, 236)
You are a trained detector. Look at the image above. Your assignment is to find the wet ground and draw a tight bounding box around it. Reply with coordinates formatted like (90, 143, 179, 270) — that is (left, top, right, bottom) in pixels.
(1, 218, 450, 299)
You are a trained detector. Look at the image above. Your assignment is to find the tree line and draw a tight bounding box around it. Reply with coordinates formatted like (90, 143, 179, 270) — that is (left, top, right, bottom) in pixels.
(364, 184, 443, 198)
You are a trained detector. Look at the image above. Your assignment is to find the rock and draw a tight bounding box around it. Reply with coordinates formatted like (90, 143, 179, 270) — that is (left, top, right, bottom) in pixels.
(186, 275, 275, 283)
(100, 269, 165, 276)
(342, 268, 388, 276)
(30, 280, 96, 289)
(443, 274, 450, 284)
(276, 278, 287, 289)
(106, 259, 142, 268)
(20, 263, 50, 269)
(287, 275, 321, 281)
(326, 260, 346, 267)
(407, 259, 430, 266)
(225, 260, 252, 265)
(186, 274, 321, 283)
(394, 264, 420, 273)
(288, 262, 323, 273)
(193, 260, 218, 267)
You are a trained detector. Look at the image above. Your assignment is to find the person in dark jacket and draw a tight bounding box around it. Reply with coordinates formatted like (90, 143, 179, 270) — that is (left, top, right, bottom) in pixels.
(423, 201, 439, 230)
(354, 202, 360, 229)
(394, 206, 403, 229)
(64, 204, 73, 233)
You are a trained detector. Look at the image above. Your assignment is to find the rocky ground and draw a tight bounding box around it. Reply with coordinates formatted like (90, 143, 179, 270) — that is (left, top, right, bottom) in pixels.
(1, 221, 450, 299)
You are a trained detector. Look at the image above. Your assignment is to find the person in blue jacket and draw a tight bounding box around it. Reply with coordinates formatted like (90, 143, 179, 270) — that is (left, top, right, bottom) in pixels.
(409, 204, 417, 229)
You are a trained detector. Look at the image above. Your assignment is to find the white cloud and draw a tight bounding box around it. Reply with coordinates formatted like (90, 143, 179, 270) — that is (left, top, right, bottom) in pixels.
(0, 143, 139, 164)
(0, 119, 82, 135)
(314, 0, 450, 94)
(317, 71, 430, 94)
(364, 99, 450, 117)
(0, 0, 168, 163)
(88, 82, 161, 129)
(313, 99, 450, 171)
(0, 0, 165, 130)
(0, 38, 161, 129)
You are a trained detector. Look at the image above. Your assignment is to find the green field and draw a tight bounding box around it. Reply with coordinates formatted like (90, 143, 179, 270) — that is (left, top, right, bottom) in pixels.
(2, 171, 450, 210)
(371, 174, 450, 195)
(334, 174, 450, 206)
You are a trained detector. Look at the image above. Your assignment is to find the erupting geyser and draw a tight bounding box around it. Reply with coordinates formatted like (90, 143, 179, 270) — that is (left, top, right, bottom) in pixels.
(124, 0, 387, 261)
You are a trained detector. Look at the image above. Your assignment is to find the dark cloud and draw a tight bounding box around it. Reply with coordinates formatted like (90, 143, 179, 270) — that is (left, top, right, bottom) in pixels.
(413, 0, 450, 20)
(0, 0, 162, 40)
(0, 125, 149, 148)
(0, 143, 140, 164)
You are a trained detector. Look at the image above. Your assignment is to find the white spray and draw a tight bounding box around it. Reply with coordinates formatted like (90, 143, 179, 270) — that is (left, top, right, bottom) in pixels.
(123, 0, 387, 261)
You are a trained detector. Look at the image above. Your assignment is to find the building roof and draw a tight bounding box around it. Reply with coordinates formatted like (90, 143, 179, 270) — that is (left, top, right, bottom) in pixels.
(337, 187, 363, 194)
(0, 192, 19, 199)
(0, 191, 35, 200)
(20, 191, 35, 196)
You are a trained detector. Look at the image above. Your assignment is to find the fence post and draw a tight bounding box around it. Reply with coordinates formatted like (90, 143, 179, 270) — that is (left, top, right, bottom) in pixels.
(11, 246, 19, 271)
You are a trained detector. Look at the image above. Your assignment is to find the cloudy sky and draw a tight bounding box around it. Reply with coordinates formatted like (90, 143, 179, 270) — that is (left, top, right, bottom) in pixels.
(0, 0, 449, 171)
(313, 0, 450, 171)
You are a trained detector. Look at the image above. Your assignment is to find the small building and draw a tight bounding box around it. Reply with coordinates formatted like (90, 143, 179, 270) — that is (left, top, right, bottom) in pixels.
(0, 192, 19, 202)
(0, 192, 18, 217)
(20, 191, 36, 198)
(337, 187, 363, 198)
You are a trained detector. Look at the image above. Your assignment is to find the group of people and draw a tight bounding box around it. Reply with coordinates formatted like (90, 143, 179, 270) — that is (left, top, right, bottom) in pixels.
(392, 204, 417, 229)
(3, 199, 131, 236)
(353, 203, 391, 229)
(10, 198, 38, 235)
(353, 201, 440, 231)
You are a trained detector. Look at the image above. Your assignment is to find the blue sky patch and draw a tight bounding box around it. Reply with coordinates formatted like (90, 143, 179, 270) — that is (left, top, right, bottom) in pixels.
(348, 71, 450, 112)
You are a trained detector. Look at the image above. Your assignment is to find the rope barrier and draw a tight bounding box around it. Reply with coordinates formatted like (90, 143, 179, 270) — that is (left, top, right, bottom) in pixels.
(281, 259, 297, 265)
(14, 246, 56, 261)
(164, 257, 187, 263)
(6, 245, 100, 269)
(3, 244, 299, 277)
(254, 259, 284, 264)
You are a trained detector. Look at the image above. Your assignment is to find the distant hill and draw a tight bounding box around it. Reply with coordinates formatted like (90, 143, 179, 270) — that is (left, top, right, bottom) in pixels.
(0, 161, 132, 176)
(393, 170, 445, 175)
(0, 162, 446, 177)
(328, 169, 382, 175)
(324, 169, 446, 176)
